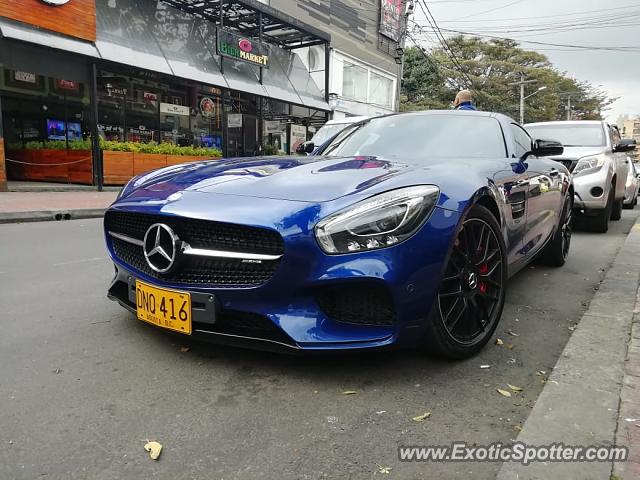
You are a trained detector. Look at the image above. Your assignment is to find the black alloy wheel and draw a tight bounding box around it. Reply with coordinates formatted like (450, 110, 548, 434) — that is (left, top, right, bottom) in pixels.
(424, 204, 507, 359)
(538, 194, 572, 267)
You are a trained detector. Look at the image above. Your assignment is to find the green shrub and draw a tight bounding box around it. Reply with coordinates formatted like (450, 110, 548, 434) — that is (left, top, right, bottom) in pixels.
(15, 138, 222, 157)
(261, 144, 282, 156)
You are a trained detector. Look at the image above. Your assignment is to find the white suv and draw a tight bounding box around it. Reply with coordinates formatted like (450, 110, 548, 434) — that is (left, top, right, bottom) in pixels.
(525, 121, 635, 232)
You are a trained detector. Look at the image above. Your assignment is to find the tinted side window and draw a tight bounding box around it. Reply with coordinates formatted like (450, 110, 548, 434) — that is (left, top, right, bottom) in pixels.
(510, 124, 532, 158)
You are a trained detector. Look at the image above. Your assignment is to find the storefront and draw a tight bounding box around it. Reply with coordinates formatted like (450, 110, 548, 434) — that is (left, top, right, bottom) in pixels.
(0, 0, 331, 188)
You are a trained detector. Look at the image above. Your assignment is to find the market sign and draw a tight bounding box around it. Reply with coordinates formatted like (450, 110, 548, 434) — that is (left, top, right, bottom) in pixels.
(379, 0, 405, 42)
(217, 28, 270, 69)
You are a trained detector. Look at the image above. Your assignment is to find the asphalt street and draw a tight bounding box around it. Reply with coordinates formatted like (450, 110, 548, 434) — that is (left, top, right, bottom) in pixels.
(0, 211, 638, 480)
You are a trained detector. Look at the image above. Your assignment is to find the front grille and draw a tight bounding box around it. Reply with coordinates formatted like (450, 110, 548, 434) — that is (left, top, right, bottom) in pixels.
(316, 283, 395, 326)
(106, 211, 284, 287)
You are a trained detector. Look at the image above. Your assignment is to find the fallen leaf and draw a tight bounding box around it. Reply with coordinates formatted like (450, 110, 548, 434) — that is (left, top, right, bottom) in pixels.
(536, 370, 547, 376)
(495, 338, 504, 346)
(342, 390, 357, 395)
(568, 325, 577, 332)
(179, 346, 190, 353)
(507, 384, 523, 392)
(412, 412, 432, 422)
(480, 365, 491, 369)
(507, 330, 520, 337)
(377, 464, 392, 474)
(513, 425, 522, 432)
(497, 388, 512, 398)
(144, 441, 162, 460)
(507, 344, 515, 350)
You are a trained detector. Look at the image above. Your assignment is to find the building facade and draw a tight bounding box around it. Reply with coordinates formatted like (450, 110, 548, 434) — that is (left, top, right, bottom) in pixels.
(0, 0, 406, 190)
(269, 0, 405, 119)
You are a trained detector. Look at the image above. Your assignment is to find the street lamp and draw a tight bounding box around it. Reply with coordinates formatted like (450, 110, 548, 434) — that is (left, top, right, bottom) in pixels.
(520, 86, 547, 124)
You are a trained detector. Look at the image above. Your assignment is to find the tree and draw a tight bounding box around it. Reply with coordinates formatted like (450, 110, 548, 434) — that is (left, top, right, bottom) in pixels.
(401, 36, 616, 122)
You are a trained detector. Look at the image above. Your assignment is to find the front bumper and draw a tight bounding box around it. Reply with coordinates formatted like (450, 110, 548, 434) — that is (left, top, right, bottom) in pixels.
(572, 168, 611, 211)
(105, 203, 461, 352)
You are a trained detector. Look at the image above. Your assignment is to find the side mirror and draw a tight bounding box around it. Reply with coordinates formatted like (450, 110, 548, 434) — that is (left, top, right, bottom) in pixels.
(527, 139, 564, 158)
(614, 138, 637, 153)
(295, 141, 315, 155)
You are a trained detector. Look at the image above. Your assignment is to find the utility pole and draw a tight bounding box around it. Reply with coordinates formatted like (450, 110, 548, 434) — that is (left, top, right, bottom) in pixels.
(509, 75, 538, 124)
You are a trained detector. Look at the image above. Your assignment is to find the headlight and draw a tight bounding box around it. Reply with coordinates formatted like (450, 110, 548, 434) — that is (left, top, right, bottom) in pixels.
(315, 185, 440, 254)
(573, 155, 605, 176)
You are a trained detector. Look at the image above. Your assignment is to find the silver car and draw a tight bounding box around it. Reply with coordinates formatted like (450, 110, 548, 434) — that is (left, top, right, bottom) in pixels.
(525, 121, 634, 233)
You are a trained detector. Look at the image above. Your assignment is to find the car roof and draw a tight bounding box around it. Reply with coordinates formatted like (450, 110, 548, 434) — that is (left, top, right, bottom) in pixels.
(525, 120, 604, 127)
(323, 116, 371, 126)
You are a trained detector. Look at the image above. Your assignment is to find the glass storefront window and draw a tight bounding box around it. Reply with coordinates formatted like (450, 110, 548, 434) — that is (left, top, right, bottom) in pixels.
(369, 71, 393, 109)
(342, 61, 368, 103)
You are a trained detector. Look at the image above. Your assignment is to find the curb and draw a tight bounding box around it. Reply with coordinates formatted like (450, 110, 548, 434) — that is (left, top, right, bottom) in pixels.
(497, 220, 640, 480)
(0, 208, 106, 224)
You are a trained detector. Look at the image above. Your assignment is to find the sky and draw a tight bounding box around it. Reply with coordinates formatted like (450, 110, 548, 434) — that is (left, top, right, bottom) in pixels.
(411, 0, 640, 122)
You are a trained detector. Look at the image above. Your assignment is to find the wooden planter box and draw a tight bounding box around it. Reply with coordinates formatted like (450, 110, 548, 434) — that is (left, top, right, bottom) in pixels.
(5, 148, 93, 185)
(103, 151, 134, 185)
(103, 151, 218, 185)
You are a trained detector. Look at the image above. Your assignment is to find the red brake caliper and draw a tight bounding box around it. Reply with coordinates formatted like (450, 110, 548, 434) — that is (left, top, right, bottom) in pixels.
(478, 262, 489, 294)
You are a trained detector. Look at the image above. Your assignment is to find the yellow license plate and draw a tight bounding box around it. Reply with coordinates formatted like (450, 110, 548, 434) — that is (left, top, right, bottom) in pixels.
(135, 280, 192, 335)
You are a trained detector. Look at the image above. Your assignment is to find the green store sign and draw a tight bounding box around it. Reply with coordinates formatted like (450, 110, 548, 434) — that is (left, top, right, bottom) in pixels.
(217, 28, 270, 69)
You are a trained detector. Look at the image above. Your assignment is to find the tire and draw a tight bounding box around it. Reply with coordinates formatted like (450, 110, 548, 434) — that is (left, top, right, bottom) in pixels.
(611, 197, 623, 220)
(537, 195, 572, 267)
(590, 188, 613, 233)
(423, 204, 507, 359)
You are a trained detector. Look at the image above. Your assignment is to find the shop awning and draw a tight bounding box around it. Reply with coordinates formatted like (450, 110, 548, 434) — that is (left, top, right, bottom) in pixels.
(0, 0, 330, 111)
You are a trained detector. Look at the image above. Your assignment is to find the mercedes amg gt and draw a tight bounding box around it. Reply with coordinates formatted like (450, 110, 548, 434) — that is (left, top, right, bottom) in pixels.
(105, 111, 573, 358)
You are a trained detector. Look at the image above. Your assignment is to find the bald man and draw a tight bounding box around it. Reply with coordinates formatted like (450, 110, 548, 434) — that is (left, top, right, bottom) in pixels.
(453, 90, 476, 111)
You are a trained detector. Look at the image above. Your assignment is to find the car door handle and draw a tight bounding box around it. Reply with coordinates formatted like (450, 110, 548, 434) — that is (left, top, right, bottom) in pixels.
(549, 168, 560, 177)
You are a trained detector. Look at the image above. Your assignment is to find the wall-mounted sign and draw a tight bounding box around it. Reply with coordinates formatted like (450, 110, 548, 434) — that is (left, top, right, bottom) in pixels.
(264, 121, 284, 134)
(379, 0, 405, 42)
(0, 0, 96, 42)
(14, 71, 37, 84)
(200, 97, 216, 118)
(217, 28, 270, 69)
(160, 102, 190, 116)
(227, 114, 243, 128)
(143, 91, 158, 102)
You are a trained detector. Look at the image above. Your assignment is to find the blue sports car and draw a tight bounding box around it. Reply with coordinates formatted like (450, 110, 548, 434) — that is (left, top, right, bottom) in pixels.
(105, 111, 573, 358)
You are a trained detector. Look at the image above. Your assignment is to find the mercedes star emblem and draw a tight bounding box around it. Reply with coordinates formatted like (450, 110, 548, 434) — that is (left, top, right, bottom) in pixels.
(143, 223, 181, 273)
(467, 272, 478, 290)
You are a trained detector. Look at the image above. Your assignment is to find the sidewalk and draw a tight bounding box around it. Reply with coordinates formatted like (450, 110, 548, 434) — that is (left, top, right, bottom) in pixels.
(0, 191, 117, 223)
(497, 219, 640, 480)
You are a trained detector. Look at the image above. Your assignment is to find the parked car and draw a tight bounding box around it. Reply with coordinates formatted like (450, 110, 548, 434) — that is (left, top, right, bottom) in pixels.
(525, 121, 634, 232)
(624, 159, 640, 209)
(105, 111, 573, 359)
(296, 116, 370, 154)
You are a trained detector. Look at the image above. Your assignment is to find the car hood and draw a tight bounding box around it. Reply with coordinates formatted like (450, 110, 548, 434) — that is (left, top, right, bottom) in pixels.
(549, 146, 607, 161)
(123, 156, 417, 203)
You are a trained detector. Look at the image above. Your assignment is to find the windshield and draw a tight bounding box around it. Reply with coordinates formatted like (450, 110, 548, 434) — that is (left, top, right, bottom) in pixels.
(311, 124, 353, 146)
(321, 114, 507, 160)
(525, 124, 605, 147)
